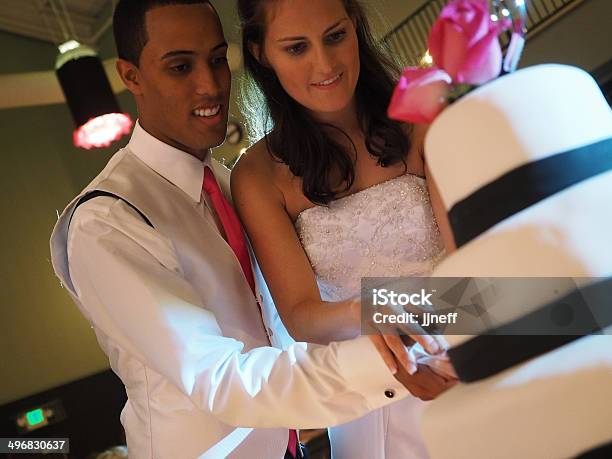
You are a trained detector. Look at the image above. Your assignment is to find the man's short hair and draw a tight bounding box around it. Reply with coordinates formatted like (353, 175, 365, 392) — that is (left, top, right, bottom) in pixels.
(113, 0, 212, 66)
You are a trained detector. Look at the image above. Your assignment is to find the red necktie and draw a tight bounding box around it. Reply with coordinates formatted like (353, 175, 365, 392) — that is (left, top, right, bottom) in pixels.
(202, 166, 299, 457)
(203, 166, 255, 292)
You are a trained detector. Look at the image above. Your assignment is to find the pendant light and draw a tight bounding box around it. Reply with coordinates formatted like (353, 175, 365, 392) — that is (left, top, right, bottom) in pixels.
(46, 0, 133, 149)
(55, 40, 133, 149)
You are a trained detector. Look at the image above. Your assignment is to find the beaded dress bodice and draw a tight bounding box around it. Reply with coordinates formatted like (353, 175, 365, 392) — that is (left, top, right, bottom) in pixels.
(295, 174, 445, 301)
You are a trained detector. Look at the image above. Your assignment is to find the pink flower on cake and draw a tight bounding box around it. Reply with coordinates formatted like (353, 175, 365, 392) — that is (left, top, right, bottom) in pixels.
(388, 67, 452, 124)
(428, 0, 510, 85)
(388, 0, 526, 124)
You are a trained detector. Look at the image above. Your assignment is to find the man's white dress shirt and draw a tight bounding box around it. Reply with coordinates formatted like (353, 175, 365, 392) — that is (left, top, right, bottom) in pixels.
(50, 122, 408, 459)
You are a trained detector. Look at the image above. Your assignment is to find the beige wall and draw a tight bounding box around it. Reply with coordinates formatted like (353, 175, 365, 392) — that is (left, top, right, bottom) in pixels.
(370, 0, 430, 33)
(0, 93, 135, 405)
(520, 0, 612, 72)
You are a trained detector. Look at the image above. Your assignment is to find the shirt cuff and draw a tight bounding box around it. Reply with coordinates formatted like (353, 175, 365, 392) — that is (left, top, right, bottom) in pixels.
(334, 336, 409, 410)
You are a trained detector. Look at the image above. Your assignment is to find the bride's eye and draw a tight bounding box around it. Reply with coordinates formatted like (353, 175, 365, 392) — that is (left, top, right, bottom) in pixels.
(286, 42, 307, 56)
(325, 30, 347, 44)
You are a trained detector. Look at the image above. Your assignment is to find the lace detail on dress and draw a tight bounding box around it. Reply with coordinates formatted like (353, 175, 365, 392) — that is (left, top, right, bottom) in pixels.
(295, 174, 445, 301)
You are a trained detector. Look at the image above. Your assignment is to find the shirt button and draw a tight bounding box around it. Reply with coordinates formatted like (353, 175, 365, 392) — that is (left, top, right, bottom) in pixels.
(384, 389, 395, 399)
(267, 327, 274, 337)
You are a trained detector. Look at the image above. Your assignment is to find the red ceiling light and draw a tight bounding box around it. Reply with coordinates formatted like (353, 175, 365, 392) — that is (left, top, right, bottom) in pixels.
(56, 40, 133, 149)
(73, 113, 133, 149)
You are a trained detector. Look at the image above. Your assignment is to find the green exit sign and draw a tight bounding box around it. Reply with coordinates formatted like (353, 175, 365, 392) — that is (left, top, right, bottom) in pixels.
(15, 399, 65, 433)
(26, 408, 45, 426)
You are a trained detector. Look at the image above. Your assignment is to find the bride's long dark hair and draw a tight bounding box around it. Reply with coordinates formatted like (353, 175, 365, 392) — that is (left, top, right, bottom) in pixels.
(238, 0, 412, 205)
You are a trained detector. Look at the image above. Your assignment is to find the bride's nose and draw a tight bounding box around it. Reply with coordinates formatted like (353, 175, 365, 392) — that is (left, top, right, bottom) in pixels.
(311, 44, 335, 76)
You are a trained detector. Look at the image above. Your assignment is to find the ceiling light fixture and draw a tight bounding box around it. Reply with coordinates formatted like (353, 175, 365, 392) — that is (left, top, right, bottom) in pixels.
(45, 0, 132, 149)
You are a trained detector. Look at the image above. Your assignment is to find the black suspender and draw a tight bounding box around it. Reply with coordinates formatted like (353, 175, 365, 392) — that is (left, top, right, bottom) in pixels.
(69, 190, 154, 229)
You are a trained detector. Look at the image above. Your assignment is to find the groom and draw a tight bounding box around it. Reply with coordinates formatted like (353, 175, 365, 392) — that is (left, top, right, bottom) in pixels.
(50, 1, 453, 458)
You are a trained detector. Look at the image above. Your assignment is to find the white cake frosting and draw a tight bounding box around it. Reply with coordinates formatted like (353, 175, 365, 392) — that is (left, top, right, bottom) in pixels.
(426, 64, 612, 340)
(426, 64, 612, 213)
(420, 65, 612, 458)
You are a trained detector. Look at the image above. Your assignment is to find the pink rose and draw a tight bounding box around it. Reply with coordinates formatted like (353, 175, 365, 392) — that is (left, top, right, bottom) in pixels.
(428, 0, 510, 85)
(388, 67, 451, 124)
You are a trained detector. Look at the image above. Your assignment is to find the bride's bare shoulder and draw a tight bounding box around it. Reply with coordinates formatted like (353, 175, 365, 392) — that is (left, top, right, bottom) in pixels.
(231, 137, 289, 203)
(232, 138, 275, 184)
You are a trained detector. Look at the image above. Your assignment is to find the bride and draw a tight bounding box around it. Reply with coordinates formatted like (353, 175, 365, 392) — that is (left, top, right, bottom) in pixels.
(232, 0, 456, 457)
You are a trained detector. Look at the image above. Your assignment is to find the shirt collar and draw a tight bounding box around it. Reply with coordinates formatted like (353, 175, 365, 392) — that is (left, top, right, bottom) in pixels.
(127, 120, 210, 203)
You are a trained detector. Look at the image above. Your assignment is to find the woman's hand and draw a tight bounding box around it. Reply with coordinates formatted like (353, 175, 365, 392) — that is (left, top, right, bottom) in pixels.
(402, 333, 448, 356)
(370, 333, 448, 375)
(363, 294, 448, 356)
(369, 334, 411, 374)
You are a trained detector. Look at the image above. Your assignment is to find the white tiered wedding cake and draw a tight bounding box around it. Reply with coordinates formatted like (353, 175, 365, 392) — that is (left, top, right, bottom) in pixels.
(421, 64, 612, 458)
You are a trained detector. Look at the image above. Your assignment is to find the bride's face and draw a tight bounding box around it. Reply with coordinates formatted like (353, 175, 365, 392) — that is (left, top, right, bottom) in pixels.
(259, 0, 360, 115)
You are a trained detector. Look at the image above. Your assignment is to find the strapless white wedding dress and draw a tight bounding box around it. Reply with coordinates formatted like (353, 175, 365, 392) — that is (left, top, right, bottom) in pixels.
(295, 173, 445, 459)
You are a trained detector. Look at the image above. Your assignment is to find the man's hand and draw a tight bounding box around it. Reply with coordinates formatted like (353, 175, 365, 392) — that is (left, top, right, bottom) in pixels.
(369, 334, 457, 400)
(394, 363, 457, 401)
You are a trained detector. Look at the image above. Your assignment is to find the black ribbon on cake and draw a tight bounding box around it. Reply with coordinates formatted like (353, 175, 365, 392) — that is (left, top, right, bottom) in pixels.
(448, 276, 612, 383)
(448, 136, 612, 248)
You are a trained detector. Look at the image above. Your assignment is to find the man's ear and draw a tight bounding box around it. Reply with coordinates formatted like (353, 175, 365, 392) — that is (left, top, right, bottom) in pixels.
(116, 58, 143, 96)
